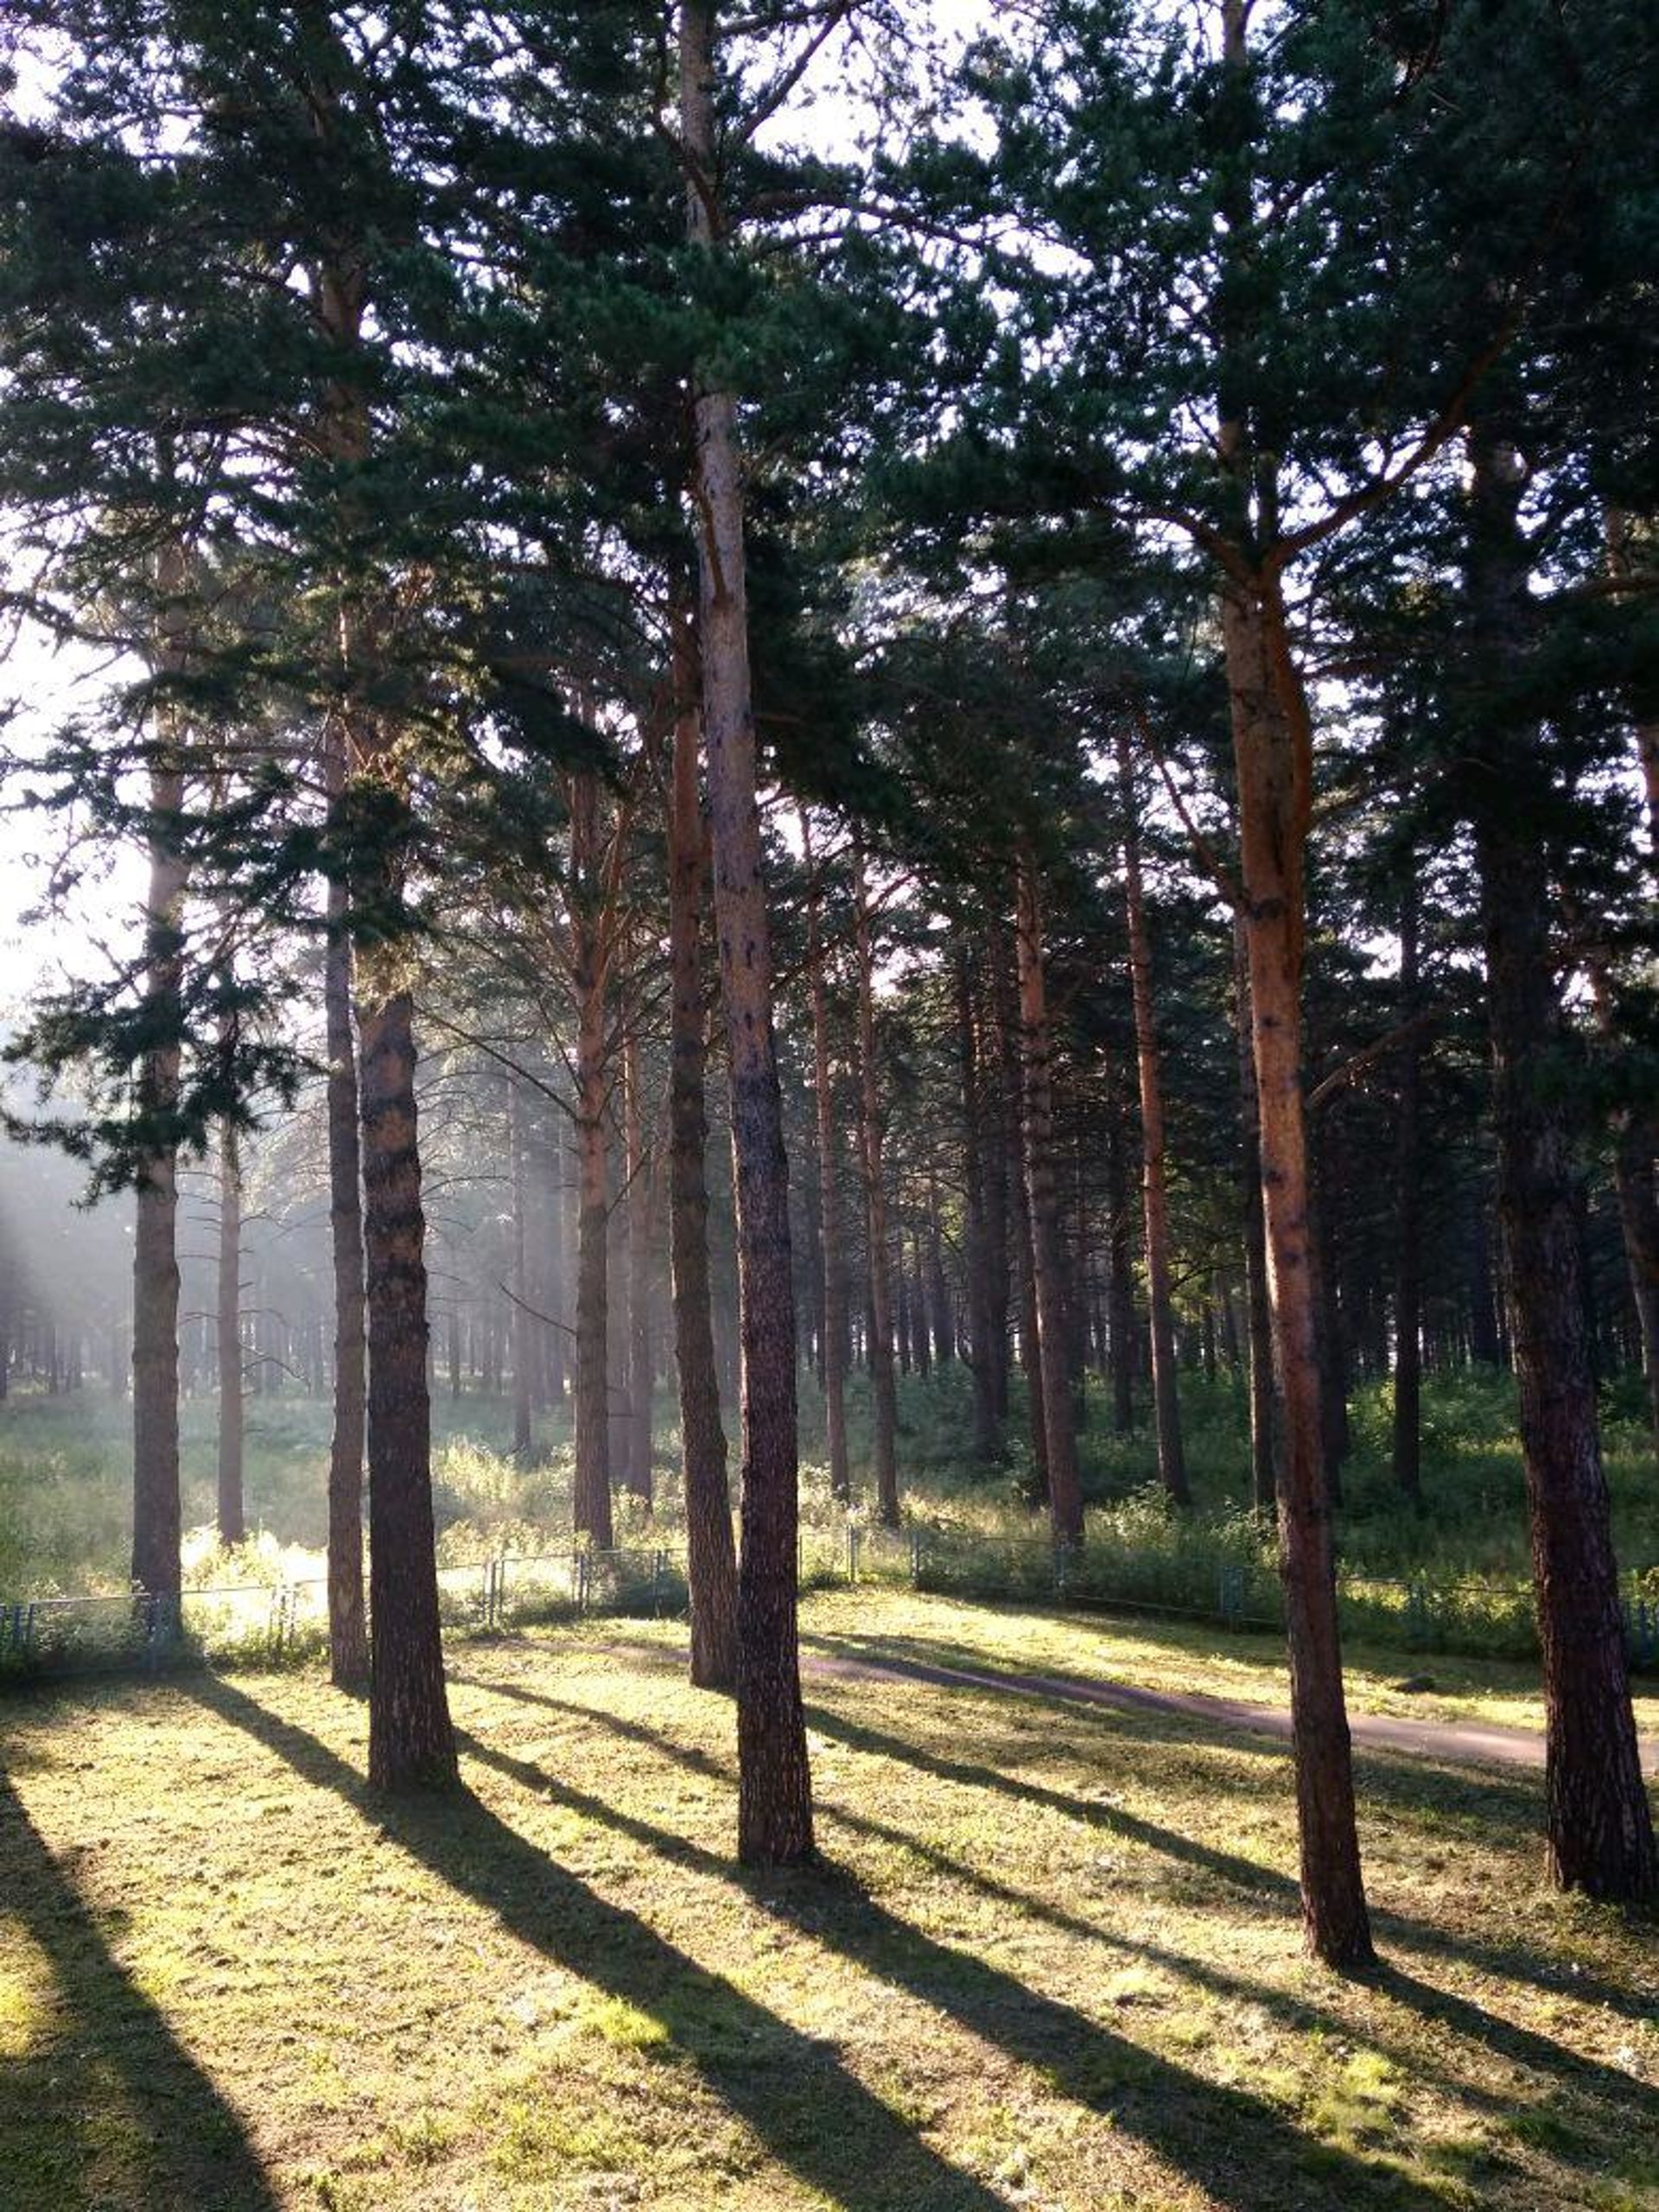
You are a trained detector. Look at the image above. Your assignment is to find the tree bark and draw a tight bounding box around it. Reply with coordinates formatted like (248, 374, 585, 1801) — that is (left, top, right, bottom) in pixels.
(1105, 1083, 1138, 1437)
(1232, 909, 1278, 1516)
(1391, 860, 1424, 1503)
(1221, 564, 1373, 1969)
(1014, 849, 1085, 1545)
(322, 790, 370, 1675)
(682, 0, 813, 1866)
(130, 555, 188, 1608)
(358, 954, 456, 1791)
(1468, 416, 1656, 1899)
(509, 1073, 534, 1464)
(570, 769, 616, 1550)
(851, 835, 901, 1527)
(215, 1106, 245, 1547)
(623, 1028, 654, 1507)
(801, 811, 852, 1501)
(955, 944, 1003, 1458)
(1117, 729, 1190, 1506)
(667, 626, 738, 1688)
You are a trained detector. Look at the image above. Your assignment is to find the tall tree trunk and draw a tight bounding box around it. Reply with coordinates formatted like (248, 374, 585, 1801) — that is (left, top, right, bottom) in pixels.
(509, 1073, 534, 1464)
(852, 835, 900, 1527)
(955, 945, 1003, 1458)
(623, 1029, 654, 1507)
(1392, 860, 1424, 1503)
(1014, 849, 1084, 1545)
(1233, 908, 1278, 1516)
(925, 1171, 954, 1366)
(1221, 565, 1373, 1969)
(571, 771, 616, 1549)
(357, 951, 456, 1790)
(216, 1106, 245, 1547)
(1310, 1114, 1351, 1499)
(682, 0, 813, 1867)
(1117, 729, 1190, 1506)
(130, 556, 189, 1608)
(1468, 415, 1656, 1900)
(801, 811, 853, 1501)
(667, 626, 738, 1688)
(1105, 1084, 1137, 1437)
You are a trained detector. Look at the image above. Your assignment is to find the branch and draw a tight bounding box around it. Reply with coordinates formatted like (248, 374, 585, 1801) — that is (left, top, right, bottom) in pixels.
(1306, 1009, 1439, 1115)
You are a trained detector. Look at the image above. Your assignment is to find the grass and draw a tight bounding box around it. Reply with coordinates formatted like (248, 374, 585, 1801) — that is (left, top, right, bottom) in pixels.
(2, 1586, 1656, 2211)
(2, 1363, 1654, 1673)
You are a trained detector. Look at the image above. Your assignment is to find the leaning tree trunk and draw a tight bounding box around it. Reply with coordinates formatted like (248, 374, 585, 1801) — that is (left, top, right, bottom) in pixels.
(1014, 849, 1085, 1545)
(667, 627, 738, 1688)
(1221, 565, 1373, 1970)
(1117, 729, 1190, 1506)
(852, 835, 900, 1526)
(683, 0, 813, 1866)
(215, 1106, 246, 1547)
(802, 810, 852, 1501)
(1469, 416, 1655, 1900)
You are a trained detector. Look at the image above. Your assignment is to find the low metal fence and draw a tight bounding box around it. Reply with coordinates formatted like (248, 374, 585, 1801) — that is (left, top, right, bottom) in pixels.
(3, 1529, 1653, 1683)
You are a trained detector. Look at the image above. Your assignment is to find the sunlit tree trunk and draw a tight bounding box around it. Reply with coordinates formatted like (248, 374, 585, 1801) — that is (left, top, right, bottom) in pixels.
(1220, 561, 1372, 1969)
(682, 0, 813, 1866)
(570, 768, 616, 1550)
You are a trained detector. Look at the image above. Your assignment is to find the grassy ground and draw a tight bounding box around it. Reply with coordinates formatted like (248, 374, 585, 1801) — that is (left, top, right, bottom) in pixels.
(3, 1588, 1656, 2212)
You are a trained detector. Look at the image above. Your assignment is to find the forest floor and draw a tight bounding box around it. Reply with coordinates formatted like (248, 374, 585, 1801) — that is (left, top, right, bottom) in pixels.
(2, 1590, 1656, 2212)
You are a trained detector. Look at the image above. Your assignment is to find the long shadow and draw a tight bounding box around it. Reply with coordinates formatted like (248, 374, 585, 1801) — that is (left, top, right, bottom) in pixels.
(454, 1678, 1542, 2121)
(0, 1774, 280, 2211)
(469, 1660, 1657, 2043)
(444, 1723, 1455, 2209)
(185, 1675, 1002, 2212)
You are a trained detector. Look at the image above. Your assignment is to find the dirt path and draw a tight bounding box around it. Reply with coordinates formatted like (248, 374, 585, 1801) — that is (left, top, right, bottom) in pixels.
(804, 1645, 1659, 1778)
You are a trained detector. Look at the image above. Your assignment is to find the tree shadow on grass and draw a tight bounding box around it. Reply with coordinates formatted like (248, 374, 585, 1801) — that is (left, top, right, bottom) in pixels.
(0, 1773, 280, 2212)
(467, 1659, 1658, 2092)
(443, 1723, 1456, 2209)
(184, 1675, 1003, 2212)
(468, 1672, 1659, 2141)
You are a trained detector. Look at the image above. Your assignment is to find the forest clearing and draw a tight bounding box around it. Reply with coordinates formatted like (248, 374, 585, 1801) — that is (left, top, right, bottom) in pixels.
(3, 1592, 1656, 2212)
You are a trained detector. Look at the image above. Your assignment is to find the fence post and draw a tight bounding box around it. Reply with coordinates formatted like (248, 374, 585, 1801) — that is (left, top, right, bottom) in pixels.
(910, 1529, 923, 1586)
(847, 1522, 860, 1586)
(1406, 1579, 1430, 1650)
(1217, 1565, 1243, 1630)
(145, 1592, 178, 1672)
